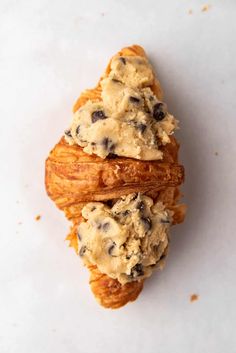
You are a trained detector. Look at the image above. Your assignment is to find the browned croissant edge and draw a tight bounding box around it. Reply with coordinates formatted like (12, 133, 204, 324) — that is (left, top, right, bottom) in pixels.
(45, 136, 184, 210)
(45, 44, 186, 309)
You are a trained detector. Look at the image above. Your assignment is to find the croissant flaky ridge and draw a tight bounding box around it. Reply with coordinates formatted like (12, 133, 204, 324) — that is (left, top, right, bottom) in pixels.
(45, 136, 184, 210)
(45, 44, 186, 309)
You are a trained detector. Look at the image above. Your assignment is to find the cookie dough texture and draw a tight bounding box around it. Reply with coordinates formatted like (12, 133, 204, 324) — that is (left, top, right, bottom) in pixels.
(65, 55, 177, 160)
(78, 193, 171, 285)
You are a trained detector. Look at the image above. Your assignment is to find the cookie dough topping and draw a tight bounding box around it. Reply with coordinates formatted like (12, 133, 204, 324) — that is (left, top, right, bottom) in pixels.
(65, 55, 177, 160)
(77, 193, 171, 284)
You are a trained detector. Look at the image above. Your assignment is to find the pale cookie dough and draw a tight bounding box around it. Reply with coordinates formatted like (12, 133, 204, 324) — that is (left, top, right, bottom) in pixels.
(108, 55, 154, 88)
(65, 55, 177, 160)
(77, 193, 171, 285)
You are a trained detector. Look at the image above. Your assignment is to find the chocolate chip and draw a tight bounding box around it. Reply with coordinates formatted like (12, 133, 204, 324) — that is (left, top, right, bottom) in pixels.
(128, 120, 146, 134)
(153, 103, 166, 121)
(106, 200, 113, 208)
(130, 263, 144, 277)
(141, 216, 152, 231)
(102, 222, 110, 232)
(65, 129, 72, 137)
(102, 137, 109, 149)
(77, 232, 82, 241)
(109, 143, 116, 152)
(91, 142, 96, 146)
(149, 95, 154, 101)
(161, 219, 170, 224)
(91, 110, 107, 123)
(90, 206, 96, 212)
(102, 137, 115, 152)
(108, 242, 116, 256)
(160, 254, 166, 261)
(129, 96, 140, 103)
(76, 125, 80, 135)
(79, 246, 86, 257)
(122, 210, 130, 217)
(136, 201, 145, 212)
(137, 123, 146, 133)
(119, 57, 126, 65)
(131, 193, 138, 201)
(112, 78, 121, 83)
(107, 153, 118, 159)
(114, 209, 130, 218)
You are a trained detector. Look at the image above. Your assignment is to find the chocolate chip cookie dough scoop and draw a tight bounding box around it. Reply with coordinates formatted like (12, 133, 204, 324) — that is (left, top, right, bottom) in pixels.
(45, 45, 186, 309)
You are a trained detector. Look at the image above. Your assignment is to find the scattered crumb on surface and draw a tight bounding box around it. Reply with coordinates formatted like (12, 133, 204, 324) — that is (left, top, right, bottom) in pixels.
(18, 221, 22, 225)
(190, 294, 199, 302)
(16, 200, 20, 204)
(214, 152, 219, 156)
(202, 4, 210, 12)
(35, 215, 41, 221)
(188, 9, 193, 15)
(101, 12, 105, 16)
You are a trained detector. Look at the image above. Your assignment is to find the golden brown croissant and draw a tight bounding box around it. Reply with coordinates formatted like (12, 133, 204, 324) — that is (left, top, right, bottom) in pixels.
(45, 45, 186, 309)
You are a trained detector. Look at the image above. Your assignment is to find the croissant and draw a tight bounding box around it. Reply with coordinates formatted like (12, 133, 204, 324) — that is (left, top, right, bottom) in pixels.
(45, 45, 186, 309)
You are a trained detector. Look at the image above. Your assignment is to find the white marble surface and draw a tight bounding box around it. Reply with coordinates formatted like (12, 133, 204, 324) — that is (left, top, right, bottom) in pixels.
(0, 0, 236, 352)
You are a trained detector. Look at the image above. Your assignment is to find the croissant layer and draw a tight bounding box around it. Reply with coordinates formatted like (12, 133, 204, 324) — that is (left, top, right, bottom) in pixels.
(46, 137, 184, 209)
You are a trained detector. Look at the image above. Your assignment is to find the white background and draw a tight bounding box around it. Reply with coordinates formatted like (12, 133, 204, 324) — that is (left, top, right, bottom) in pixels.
(0, 0, 236, 352)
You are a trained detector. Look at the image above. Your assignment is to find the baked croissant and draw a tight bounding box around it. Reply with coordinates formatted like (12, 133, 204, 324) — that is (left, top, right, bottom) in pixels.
(45, 45, 186, 309)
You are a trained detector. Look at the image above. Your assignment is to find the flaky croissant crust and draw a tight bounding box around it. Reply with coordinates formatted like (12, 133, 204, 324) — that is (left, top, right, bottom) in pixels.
(45, 45, 186, 309)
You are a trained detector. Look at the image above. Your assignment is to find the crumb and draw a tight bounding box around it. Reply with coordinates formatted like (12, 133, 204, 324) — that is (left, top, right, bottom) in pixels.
(101, 12, 105, 16)
(35, 215, 41, 221)
(188, 9, 193, 15)
(190, 294, 199, 302)
(214, 152, 218, 156)
(18, 221, 22, 225)
(202, 4, 210, 12)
